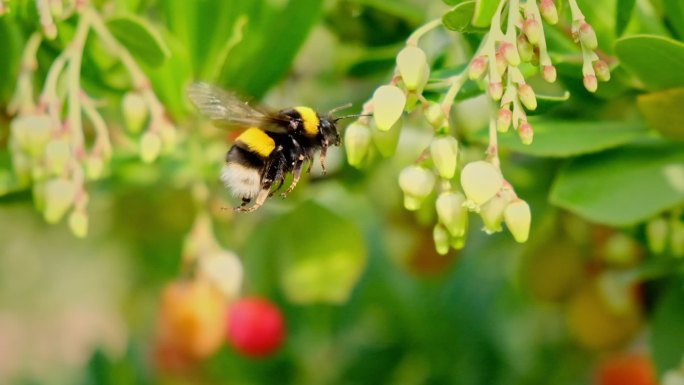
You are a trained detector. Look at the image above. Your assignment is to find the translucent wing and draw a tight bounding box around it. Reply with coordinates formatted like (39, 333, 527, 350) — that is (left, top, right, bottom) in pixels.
(187, 82, 287, 131)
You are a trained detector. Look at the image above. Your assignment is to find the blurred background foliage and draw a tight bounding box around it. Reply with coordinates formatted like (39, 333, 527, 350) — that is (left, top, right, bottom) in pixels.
(1, 0, 684, 384)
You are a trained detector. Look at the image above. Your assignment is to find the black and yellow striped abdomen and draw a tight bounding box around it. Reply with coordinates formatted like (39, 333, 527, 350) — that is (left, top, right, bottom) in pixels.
(235, 127, 276, 157)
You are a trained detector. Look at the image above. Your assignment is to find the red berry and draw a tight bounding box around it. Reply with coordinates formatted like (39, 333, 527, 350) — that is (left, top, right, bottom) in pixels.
(226, 297, 285, 357)
(597, 353, 656, 385)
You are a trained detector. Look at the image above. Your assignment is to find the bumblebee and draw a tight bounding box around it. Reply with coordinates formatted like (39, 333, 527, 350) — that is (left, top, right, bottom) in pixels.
(187, 82, 358, 212)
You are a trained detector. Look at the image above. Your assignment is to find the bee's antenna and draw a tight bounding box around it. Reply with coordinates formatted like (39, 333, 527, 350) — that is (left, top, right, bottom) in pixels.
(327, 102, 353, 115)
(333, 113, 372, 122)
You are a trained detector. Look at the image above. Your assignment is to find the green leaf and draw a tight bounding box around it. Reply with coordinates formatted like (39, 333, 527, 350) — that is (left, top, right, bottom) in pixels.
(442, 0, 467, 5)
(651, 280, 684, 375)
(550, 143, 684, 226)
(664, 0, 684, 39)
(273, 202, 367, 304)
(472, 0, 499, 28)
(106, 14, 170, 67)
(615, 35, 684, 91)
(218, 0, 324, 98)
(616, 0, 636, 36)
(637, 87, 684, 141)
(442, 1, 476, 32)
(495, 120, 648, 157)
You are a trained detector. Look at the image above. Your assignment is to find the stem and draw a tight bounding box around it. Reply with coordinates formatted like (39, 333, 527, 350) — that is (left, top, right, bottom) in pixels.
(88, 7, 165, 124)
(505, 0, 520, 39)
(525, 1, 552, 66)
(406, 18, 443, 46)
(66, 10, 91, 153)
(567, 0, 585, 21)
(8, 33, 42, 115)
(81, 92, 112, 157)
(486, 113, 500, 167)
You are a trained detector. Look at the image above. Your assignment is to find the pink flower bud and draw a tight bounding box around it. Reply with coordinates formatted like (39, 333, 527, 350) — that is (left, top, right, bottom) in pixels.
(579, 22, 598, 49)
(468, 56, 487, 80)
(500, 42, 520, 66)
(495, 51, 507, 75)
(543, 65, 557, 83)
(518, 84, 537, 110)
(519, 121, 534, 145)
(489, 82, 503, 101)
(140, 131, 162, 163)
(593, 60, 611, 82)
(399, 166, 435, 211)
(430, 135, 459, 179)
(583, 74, 598, 93)
(517, 35, 534, 62)
(540, 0, 558, 24)
(44, 177, 76, 223)
(123, 92, 149, 135)
(523, 19, 542, 45)
(497, 107, 512, 133)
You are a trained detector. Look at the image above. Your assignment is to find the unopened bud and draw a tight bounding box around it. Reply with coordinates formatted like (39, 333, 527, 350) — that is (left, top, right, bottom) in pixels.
(671, 220, 684, 257)
(397, 46, 429, 92)
(495, 51, 507, 75)
(497, 107, 512, 132)
(517, 35, 534, 62)
(663, 371, 684, 385)
(140, 131, 162, 163)
(344, 122, 371, 166)
(11, 114, 53, 156)
(593, 60, 611, 82)
(68, 209, 88, 238)
(500, 42, 520, 66)
(198, 251, 244, 299)
(489, 82, 503, 101)
(504, 199, 531, 243)
(597, 272, 634, 314)
(44, 177, 76, 223)
(85, 156, 105, 180)
(579, 22, 598, 49)
(423, 102, 447, 130)
(44, 138, 71, 175)
(159, 119, 178, 153)
(372, 85, 406, 131)
(436, 191, 468, 237)
(519, 121, 534, 145)
(584, 74, 598, 92)
(469, 56, 487, 80)
(450, 236, 465, 250)
(0, 1, 6, 16)
(542, 65, 557, 83)
(646, 217, 669, 254)
(372, 120, 402, 157)
(430, 136, 458, 179)
(523, 19, 542, 45)
(399, 165, 435, 211)
(480, 193, 507, 233)
(433, 224, 450, 255)
(540, 0, 558, 24)
(460, 161, 504, 209)
(50, 0, 64, 18)
(122, 92, 148, 135)
(518, 84, 537, 110)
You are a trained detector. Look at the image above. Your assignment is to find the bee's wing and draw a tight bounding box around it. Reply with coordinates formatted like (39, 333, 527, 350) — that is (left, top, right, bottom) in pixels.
(187, 82, 288, 132)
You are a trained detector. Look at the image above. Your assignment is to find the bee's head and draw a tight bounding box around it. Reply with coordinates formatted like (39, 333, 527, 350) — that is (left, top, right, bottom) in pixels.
(319, 116, 341, 146)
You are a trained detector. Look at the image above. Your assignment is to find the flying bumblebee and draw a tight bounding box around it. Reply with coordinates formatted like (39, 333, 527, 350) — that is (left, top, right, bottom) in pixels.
(187, 82, 359, 212)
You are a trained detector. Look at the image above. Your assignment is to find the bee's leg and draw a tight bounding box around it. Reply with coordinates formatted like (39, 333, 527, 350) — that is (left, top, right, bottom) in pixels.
(281, 156, 305, 198)
(236, 152, 285, 212)
(319, 143, 328, 175)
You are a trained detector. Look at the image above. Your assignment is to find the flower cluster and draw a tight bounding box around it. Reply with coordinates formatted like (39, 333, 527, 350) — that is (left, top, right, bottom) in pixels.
(4, 2, 175, 237)
(345, 0, 608, 253)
